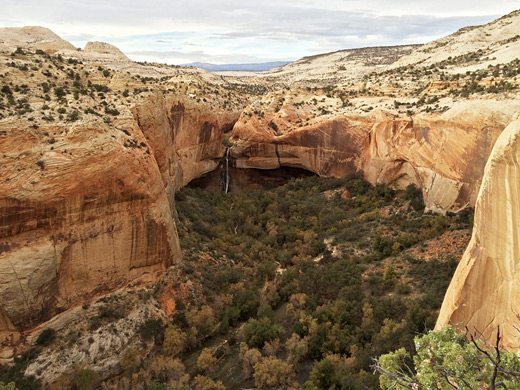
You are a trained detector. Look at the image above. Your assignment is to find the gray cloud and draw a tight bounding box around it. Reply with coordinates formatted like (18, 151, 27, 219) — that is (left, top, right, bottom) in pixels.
(126, 49, 270, 64)
(0, 0, 517, 64)
(60, 33, 95, 41)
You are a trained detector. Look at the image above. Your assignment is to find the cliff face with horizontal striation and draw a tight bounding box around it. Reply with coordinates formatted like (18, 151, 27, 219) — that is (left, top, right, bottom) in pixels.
(231, 100, 517, 211)
(0, 117, 179, 346)
(359, 102, 514, 211)
(231, 114, 370, 176)
(0, 92, 239, 358)
(436, 113, 520, 351)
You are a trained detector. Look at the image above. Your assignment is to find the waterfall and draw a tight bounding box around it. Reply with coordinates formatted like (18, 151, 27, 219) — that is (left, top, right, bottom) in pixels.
(224, 146, 230, 193)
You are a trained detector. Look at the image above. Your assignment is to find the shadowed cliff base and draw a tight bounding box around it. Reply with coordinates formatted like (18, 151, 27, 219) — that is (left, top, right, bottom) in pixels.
(187, 166, 316, 192)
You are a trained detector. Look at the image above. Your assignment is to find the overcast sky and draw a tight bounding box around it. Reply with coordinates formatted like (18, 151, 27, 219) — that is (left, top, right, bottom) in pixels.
(1, 1, 518, 64)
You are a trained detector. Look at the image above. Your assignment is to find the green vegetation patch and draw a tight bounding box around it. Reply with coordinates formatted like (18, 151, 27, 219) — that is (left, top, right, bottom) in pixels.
(162, 174, 472, 389)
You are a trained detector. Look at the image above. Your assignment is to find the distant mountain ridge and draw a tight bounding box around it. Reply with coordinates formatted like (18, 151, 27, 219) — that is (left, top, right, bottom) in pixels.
(184, 61, 291, 72)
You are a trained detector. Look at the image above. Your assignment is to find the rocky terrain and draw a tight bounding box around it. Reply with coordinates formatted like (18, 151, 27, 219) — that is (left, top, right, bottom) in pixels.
(230, 94, 519, 211)
(0, 8, 519, 388)
(226, 9, 520, 210)
(391, 11, 520, 71)
(0, 27, 76, 54)
(260, 45, 420, 86)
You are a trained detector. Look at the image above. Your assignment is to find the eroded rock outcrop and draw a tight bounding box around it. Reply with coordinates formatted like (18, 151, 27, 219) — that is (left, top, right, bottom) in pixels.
(231, 99, 518, 210)
(360, 103, 512, 211)
(132, 92, 240, 192)
(0, 117, 180, 342)
(84, 41, 131, 61)
(0, 91, 239, 357)
(232, 114, 370, 177)
(436, 113, 520, 351)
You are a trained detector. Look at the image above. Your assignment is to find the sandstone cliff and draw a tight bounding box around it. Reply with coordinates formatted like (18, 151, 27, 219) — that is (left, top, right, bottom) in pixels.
(0, 115, 181, 351)
(231, 113, 370, 176)
(132, 92, 239, 193)
(436, 113, 520, 351)
(0, 38, 255, 355)
(231, 94, 520, 210)
(360, 101, 520, 211)
(0, 87, 240, 359)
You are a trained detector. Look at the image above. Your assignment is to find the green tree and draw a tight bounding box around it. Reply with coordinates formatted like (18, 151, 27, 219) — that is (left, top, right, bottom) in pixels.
(35, 328, 56, 346)
(120, 347, 139, 373)
(253, 357, 295, 390)
(145, 356, 189, 387)
(194, 375, 226, 390)
(197, 348, 217, 374)
(404, 184, 424, 211)
(163, 325, 186, 357)
(308, 354, 361, 390)
(74, 368, 96, 390)
(243, 317, 283, 349)
(286, 333, 308, 365)
(375, 326, 520, 390)
(186, 305, 215, 338)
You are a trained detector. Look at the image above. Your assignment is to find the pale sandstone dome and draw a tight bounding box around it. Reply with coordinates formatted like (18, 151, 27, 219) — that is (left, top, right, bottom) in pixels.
(83, 41, 131, 61)
(0, 26, 76, 53)
(437, 113, 520, 351)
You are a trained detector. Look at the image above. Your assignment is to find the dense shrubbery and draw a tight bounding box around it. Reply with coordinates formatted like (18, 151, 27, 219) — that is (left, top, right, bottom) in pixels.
(163, 174, 472, 389)
(6, 174, 467, 390)
(138, 318, 164, 344)
(244, 318, 283, 349)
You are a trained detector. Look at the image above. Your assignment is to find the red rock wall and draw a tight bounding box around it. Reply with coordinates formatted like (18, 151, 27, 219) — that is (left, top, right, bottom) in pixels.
(231, 108, 507, 211)
(0, 118, 180, 337)
(0, 93, 240, 348)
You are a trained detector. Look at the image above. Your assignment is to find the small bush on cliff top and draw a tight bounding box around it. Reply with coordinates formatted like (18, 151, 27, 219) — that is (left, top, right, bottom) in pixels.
(35, 328, 56, 346)
(138, 318, 164, 344)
